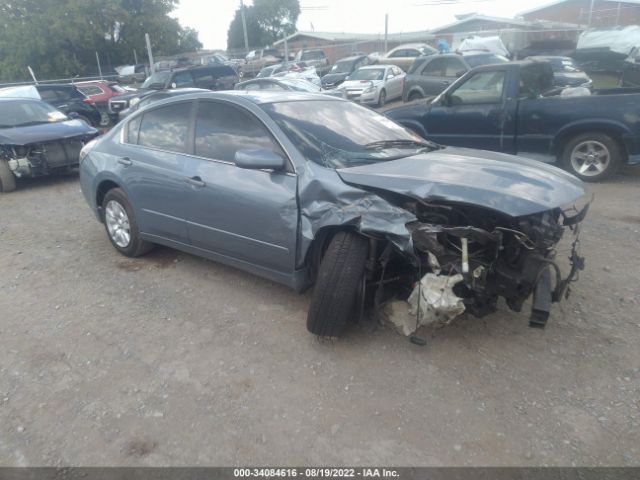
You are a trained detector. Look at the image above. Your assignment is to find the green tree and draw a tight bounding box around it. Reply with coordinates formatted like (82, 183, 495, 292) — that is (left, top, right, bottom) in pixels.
(0, 0, 202, 82)
(226, 0, 300, 51)
(226, 5, 267, 51)
(253, 0, 299, 44)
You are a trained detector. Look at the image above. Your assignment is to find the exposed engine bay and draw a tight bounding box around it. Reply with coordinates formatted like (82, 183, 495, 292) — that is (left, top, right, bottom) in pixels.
(366, 198, 589, 332)
(0, 137, 91, 179)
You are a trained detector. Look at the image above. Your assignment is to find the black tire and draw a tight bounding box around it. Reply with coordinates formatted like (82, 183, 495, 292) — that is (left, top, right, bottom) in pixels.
(307, 232, 369, 337)
(408, 91, 423, 102)
(378, 89, 386, 108)
(0, 160, 16, 193)
(562, 132, 622, 182)
(102, 188, 153, 257)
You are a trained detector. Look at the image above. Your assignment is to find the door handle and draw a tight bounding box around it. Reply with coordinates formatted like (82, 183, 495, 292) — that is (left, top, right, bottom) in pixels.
(185, 176, 205, 188)
(117, 157, 132, 166)
(441, 81, 450, 86)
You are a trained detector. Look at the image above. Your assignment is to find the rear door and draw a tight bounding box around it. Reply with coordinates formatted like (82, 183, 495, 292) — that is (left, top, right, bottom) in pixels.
(119, 101, 194, 242)
(418, 57, 448, 95)
(423, 69, 516, 152)
(183, 100, 298, 274)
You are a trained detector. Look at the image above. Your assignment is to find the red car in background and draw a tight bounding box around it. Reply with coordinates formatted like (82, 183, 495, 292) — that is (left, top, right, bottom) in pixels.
(76, 80, 126, 106)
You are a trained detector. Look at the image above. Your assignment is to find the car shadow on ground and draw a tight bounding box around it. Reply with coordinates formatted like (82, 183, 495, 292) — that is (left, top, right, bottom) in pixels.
(11, 171, 79, 193)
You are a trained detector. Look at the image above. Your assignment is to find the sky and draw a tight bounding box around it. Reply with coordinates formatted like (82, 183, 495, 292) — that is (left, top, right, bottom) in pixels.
(172, 0, 554, 51)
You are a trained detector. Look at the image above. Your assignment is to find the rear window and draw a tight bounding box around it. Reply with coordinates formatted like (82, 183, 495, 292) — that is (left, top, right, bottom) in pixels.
(78, 86, 104, 96)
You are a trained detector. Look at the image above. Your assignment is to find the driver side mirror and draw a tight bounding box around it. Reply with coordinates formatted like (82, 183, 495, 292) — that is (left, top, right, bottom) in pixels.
(235, 149, 285, 170)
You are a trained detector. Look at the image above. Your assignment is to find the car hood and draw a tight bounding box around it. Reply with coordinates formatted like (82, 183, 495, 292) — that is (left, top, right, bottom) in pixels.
(0, 120, 98, 146)
(336, 147, 585, 217)
(340, 79, 382, 89)
(322, 72, 349, 84)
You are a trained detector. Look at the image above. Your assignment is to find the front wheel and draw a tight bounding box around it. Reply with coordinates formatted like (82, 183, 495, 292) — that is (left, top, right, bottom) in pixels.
(102, 188, 154, 257)
(377, 89, 386, 108)
(562, 132, 622, 182)
(0, 160, 16, 193)
(307, 232, 369, 337)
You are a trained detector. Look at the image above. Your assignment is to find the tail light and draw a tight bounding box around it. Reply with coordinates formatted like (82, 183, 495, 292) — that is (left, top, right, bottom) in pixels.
(83, 98, 94, 105)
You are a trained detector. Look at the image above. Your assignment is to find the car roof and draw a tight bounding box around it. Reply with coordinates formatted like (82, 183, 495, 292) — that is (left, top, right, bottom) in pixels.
(336, 55, 366, 62)
(391, 43, 429, 49)
(169, 90, 344, 105)
(357, 65, 389, 70)
(36, 83, 77, 89)
(0, 97, 43, 103)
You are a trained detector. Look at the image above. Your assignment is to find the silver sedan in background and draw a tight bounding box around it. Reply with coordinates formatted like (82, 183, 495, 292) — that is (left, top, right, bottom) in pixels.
(335, 65, 405, 107)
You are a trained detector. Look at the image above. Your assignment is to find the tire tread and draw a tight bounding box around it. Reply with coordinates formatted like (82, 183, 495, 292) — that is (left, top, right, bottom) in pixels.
(307, 232, 369, 337)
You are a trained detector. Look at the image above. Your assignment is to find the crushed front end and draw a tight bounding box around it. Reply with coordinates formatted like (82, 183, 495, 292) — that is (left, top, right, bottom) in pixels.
(372, 199, 589, 330)
(0, 136, 94, 179)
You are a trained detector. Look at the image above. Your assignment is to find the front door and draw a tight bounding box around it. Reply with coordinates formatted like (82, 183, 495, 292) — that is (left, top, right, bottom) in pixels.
(183, 100, 298, 274)
(423, 69, 516, 153)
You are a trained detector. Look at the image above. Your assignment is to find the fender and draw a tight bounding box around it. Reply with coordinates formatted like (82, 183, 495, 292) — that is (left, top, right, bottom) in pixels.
(553, 118, 633, 153)
(404, 86, 426, 102)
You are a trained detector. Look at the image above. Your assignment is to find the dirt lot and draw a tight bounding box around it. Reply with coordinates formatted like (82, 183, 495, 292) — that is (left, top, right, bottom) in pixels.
(0, 166, 639, 467)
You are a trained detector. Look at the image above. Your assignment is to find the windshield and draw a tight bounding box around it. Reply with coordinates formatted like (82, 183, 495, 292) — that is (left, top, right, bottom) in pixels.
(279, 79, 321, 92)
(466, 54, 509, 68)
(141, 71, 171, 89)
(331, 61, 353, 74)
(349, 68, 385, 81)
(0, 100, 67, 128)
(262, 100, 435, 168)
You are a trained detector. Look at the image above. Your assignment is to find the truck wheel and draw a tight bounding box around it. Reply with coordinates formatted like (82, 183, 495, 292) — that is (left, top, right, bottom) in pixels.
(307, 231, 369, 337)
(102, 188, 154, 257)
(562, 132, 622, 182)
(0, 160, 16, 193)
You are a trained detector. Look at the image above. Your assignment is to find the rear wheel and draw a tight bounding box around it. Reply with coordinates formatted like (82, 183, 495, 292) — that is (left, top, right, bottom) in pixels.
(307, 232, 369, 337)
(562, 132, 622, 182)
(0, 160, 16, 193)
(408, 91, 423, 102)
(102, 188, 153, 257)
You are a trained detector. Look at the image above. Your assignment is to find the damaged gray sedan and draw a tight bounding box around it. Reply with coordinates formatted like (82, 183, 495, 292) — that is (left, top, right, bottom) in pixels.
(79, 91, 588, 337)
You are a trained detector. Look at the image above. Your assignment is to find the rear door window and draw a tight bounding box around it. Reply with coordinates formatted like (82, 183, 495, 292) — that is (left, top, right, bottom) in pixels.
(137, 102, 193, 153)
(194, 101, 283, 163)
(443, 58, 467, 77)
(421, 57, 446, 76)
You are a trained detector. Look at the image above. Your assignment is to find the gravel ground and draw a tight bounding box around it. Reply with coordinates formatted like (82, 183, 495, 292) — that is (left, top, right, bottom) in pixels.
(0, 166, 639, 467)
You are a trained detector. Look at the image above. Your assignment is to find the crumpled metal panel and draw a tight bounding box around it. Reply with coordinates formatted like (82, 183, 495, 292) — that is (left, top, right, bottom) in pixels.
(382, 273, 466, 336)
(295, 168, 418, 267)
(336, 147, 585, 217)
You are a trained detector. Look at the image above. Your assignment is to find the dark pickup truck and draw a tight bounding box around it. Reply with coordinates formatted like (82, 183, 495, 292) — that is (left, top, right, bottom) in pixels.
(386, 60, 640, 181)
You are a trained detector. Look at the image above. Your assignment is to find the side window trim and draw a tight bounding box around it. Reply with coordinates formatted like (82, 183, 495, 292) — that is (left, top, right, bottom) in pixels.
(193, 99, 295, 173)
